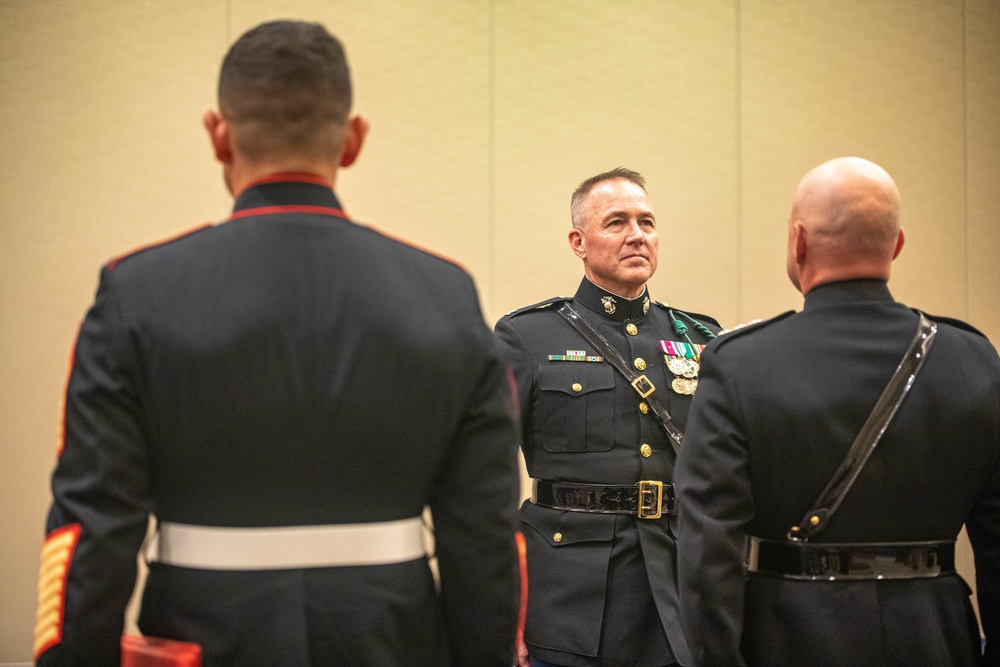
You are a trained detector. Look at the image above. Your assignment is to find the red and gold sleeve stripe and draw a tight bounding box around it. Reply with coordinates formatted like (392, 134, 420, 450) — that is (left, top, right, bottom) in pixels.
(34, 524, 81, 659)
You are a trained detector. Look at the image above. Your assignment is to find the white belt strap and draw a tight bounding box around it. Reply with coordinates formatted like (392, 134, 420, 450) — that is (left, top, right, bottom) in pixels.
(146, 517, 426, 570)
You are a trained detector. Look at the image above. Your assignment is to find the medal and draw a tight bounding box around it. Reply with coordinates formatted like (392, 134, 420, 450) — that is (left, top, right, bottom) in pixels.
(666, 356, 699, 379)
(661, 340, 705, 393)
(671, 377, 698, 395)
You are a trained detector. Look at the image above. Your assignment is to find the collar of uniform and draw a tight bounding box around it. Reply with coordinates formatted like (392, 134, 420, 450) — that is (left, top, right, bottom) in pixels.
(231, 173, 346, 218)
(803, 278, 894, 310)
(573, 277, 651, 321)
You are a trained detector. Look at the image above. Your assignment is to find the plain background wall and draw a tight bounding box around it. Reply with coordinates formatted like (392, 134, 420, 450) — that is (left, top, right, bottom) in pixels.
(2, 0, 998, 661)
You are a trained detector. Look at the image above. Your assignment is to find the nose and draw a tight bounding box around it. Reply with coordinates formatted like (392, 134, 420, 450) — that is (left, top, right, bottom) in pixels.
(625, 220, 645, 244)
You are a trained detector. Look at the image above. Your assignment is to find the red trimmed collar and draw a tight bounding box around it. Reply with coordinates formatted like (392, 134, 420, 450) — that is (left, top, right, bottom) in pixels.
(245, 172, 332, 188)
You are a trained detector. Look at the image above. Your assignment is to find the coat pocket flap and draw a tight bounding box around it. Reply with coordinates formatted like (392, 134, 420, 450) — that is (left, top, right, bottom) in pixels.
(520, 500, 616, 546)
(536, 363, 614, 396)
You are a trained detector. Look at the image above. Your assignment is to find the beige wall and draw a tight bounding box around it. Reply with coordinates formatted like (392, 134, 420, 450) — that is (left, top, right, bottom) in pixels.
(2, 0, 998, 660)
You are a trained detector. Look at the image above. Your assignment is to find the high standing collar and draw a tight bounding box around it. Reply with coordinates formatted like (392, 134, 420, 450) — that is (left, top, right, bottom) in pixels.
(803, 278, 895, 310)
(231, 174, 346, 219)
(574, 277, 652, 321)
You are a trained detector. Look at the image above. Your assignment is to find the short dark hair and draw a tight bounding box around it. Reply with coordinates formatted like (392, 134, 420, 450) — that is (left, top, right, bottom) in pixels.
(218, 20, 352, 161)
(570, 167, 647, 227)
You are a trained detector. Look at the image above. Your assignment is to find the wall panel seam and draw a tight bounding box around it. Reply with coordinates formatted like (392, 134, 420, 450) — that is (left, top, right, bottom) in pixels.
(962, 0, 971, 321)
(735, 0, 744, 322)
(488, 0, 496, 312)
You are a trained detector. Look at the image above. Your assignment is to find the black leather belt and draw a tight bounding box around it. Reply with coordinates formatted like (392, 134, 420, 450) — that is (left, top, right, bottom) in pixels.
(531, 479, 675, 519)
(747, 536, 955, 581)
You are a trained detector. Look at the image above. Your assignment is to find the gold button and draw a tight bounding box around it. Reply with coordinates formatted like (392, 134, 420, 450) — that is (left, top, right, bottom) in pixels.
(639, 401, 649, 414)
(553, 532, 563, 543)
(634, 358, 646, 371)
(810, 515, 821, 526)
(626, 323, 638, 336)
(572, 383, 582, 392)
(640, 444, 652, 457)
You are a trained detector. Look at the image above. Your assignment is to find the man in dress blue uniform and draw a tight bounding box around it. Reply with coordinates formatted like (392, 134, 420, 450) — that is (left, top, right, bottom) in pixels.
(34, 20, 521, 666)
(676, 156, 1000, 666)
(496, 168, 721, 667)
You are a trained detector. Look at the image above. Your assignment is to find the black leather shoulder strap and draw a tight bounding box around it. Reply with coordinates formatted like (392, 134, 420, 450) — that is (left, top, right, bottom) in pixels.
(788, 312, 938, 542)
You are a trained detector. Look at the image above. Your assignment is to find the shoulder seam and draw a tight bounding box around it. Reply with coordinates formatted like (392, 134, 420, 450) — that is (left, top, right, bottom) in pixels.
(712, 310, 796, 349)
(502, 296, 571, 318)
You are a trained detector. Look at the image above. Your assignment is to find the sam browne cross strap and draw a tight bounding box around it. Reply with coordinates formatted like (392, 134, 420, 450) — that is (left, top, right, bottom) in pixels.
(555, 302, 684, 454)
(748, 312, 951, 580)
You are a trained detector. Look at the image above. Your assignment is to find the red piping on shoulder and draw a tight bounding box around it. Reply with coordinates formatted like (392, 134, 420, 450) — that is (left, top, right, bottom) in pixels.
(363, 223, 468, 273)
(106, 224, 213, 270)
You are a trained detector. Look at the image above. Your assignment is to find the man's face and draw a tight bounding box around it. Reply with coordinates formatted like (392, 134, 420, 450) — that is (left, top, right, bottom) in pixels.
(570, 178, 659, 299)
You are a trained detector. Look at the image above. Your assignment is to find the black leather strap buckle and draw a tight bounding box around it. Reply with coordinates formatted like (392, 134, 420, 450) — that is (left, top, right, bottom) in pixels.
(747, 536, 955, 581)
(531, 479, 676, 518)
(631, 374, 655, 398)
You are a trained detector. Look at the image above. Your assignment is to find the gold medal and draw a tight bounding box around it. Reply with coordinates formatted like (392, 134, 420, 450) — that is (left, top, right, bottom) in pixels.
(671, 377, 698, 395)
(666, 356, 699, 379)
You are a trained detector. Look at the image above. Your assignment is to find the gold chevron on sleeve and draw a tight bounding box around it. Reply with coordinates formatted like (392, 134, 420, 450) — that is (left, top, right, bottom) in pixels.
(34, 524, 81, 659)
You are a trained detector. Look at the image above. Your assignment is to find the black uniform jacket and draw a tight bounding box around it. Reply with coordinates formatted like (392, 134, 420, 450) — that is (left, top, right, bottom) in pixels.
(36, 174, 521, 667)
(676, 279, 1000, 667)
(496, 277, 720, 667)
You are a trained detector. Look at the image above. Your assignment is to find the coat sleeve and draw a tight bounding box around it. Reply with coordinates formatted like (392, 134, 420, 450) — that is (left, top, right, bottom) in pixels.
(493, 316, 533, 431)
(966, 380, 1000, 666)
(428, 282, 522, 667)
(36, 267, 153, 666)
(675, 345, 754, 667)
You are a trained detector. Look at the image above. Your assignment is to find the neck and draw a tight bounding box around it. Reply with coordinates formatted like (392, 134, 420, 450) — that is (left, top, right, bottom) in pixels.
(799, 264, 891, 295)
(585, 276, 647, 300)
(227, 158, 338, 198)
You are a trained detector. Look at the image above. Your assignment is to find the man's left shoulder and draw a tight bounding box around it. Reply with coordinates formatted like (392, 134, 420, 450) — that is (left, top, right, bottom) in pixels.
(920, 310, 989, 339)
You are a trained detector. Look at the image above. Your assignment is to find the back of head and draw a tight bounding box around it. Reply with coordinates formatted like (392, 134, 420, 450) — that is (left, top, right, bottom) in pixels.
(788, 157, 903, 291)
(792, 157, 901, 259)
(570, 167, 646, 228)
(219, 21, 351, 163)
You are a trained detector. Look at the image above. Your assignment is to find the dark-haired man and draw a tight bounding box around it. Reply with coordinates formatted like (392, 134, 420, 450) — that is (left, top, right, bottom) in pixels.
(34, 20, 520, 666)
(676, 157, 1000, 666)
(496, 168, 720, 667)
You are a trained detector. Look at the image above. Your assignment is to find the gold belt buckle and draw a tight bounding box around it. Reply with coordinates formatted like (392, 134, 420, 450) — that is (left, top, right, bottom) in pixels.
(631, 375, 655, 398)
(637, 480, 663, 519)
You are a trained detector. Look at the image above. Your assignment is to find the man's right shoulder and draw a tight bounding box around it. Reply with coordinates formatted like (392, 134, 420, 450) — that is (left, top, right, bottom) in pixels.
(710, 310, 796, 352)
(499, 296, 572, 321)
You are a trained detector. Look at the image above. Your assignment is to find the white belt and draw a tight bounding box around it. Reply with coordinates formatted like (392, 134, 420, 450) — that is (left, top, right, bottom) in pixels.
(146, 517, 426, 570)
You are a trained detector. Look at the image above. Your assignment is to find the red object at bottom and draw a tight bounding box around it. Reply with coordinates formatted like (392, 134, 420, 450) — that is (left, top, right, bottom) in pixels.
(121, 634, 202, 667)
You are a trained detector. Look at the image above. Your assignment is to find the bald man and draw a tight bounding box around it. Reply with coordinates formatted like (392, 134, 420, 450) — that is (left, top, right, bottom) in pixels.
(675, 157, 1000, 666)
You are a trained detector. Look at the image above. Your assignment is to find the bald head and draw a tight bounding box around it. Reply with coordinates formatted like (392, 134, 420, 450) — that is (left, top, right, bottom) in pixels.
(786, 157, 904, 293)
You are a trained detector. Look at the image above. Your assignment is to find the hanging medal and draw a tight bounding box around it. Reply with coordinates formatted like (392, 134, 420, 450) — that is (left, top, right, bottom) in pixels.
(660, 340, 706, 395)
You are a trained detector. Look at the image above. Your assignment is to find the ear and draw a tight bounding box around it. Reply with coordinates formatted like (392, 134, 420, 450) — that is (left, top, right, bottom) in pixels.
(568, 227, 586, 260)
(203, 109, 232, 164)
(892, 227, 905, 260)
(793, 222, 808, 268)
(339, 114, 369, 168)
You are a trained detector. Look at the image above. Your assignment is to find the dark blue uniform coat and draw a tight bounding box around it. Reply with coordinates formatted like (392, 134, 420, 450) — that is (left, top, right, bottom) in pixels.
(496, 277, 720, 667)
(36, 175, 521, 667)
(677, 279, 1000, 667)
